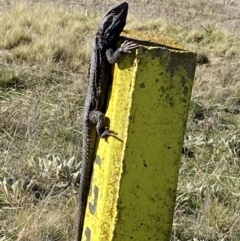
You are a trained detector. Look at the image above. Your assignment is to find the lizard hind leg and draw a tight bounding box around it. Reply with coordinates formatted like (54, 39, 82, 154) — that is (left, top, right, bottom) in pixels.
(89, 110, 115, 139)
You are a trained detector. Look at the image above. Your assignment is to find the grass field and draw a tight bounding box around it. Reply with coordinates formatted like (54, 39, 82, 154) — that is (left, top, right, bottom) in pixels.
(1, 0, 240, 240)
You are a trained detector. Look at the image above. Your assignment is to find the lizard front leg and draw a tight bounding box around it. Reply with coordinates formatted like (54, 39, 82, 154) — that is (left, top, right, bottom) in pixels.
(89, 110, 114, 138)
(90, 41, 139, 139)
(106, 41, 139, 64)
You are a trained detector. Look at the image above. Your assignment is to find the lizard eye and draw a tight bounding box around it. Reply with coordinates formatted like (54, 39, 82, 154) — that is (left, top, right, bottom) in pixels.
(107, 10, 115, 17)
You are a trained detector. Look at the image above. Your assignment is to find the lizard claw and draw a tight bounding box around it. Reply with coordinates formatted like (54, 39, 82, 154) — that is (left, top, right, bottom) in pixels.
(100, 127, 117, 140)
(120, 40, 139, 53)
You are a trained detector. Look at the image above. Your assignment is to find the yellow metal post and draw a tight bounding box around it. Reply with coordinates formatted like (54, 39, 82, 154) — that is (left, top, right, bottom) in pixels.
(81, 33, 196, 241)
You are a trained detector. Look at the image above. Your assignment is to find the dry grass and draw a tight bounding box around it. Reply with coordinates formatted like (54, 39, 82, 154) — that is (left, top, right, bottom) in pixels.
(1, 0, 240, 240)
(0, 2, 96, 70)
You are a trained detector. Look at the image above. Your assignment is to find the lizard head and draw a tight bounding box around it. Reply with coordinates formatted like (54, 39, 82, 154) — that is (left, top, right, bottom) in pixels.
(98, 2, 128, 45)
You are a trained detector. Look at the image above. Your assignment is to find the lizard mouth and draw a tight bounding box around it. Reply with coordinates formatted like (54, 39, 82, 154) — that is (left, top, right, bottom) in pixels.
(99, 2, 128, 42)
(104, 2, 128, 17)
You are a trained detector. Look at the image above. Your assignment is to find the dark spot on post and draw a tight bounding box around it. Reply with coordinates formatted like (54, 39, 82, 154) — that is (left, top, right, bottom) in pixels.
(183, 86, 188, 95)
(129, 115, 135, 122)
(95, 155, 101, 166)
(155, 79, 159, 82)
(85, 227, 91, 241)
(143, 160, 147, 167)
(140, 82, 145, 88)
(168, 146, 171, 149)
(89, 185, 99, 215)
(180, 98, 187, 103)
(181, 77, 187, 86)
(166, 95, 174, 106)
(160, 86, 165, 93)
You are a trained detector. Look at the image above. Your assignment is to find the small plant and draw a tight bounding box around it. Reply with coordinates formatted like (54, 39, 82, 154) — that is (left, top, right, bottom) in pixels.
(0, 176, 36, 205)
(0, 155, 81, 206)
(28, 154, 81, 185)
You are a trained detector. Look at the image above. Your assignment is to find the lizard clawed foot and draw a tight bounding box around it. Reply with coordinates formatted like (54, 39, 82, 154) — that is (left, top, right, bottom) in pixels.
(120, 40, 139, 53)
(100, 127, 117, 140)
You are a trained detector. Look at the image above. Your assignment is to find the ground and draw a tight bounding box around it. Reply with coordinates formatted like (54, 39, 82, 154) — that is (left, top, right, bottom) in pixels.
(0, 0, 240, 240)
